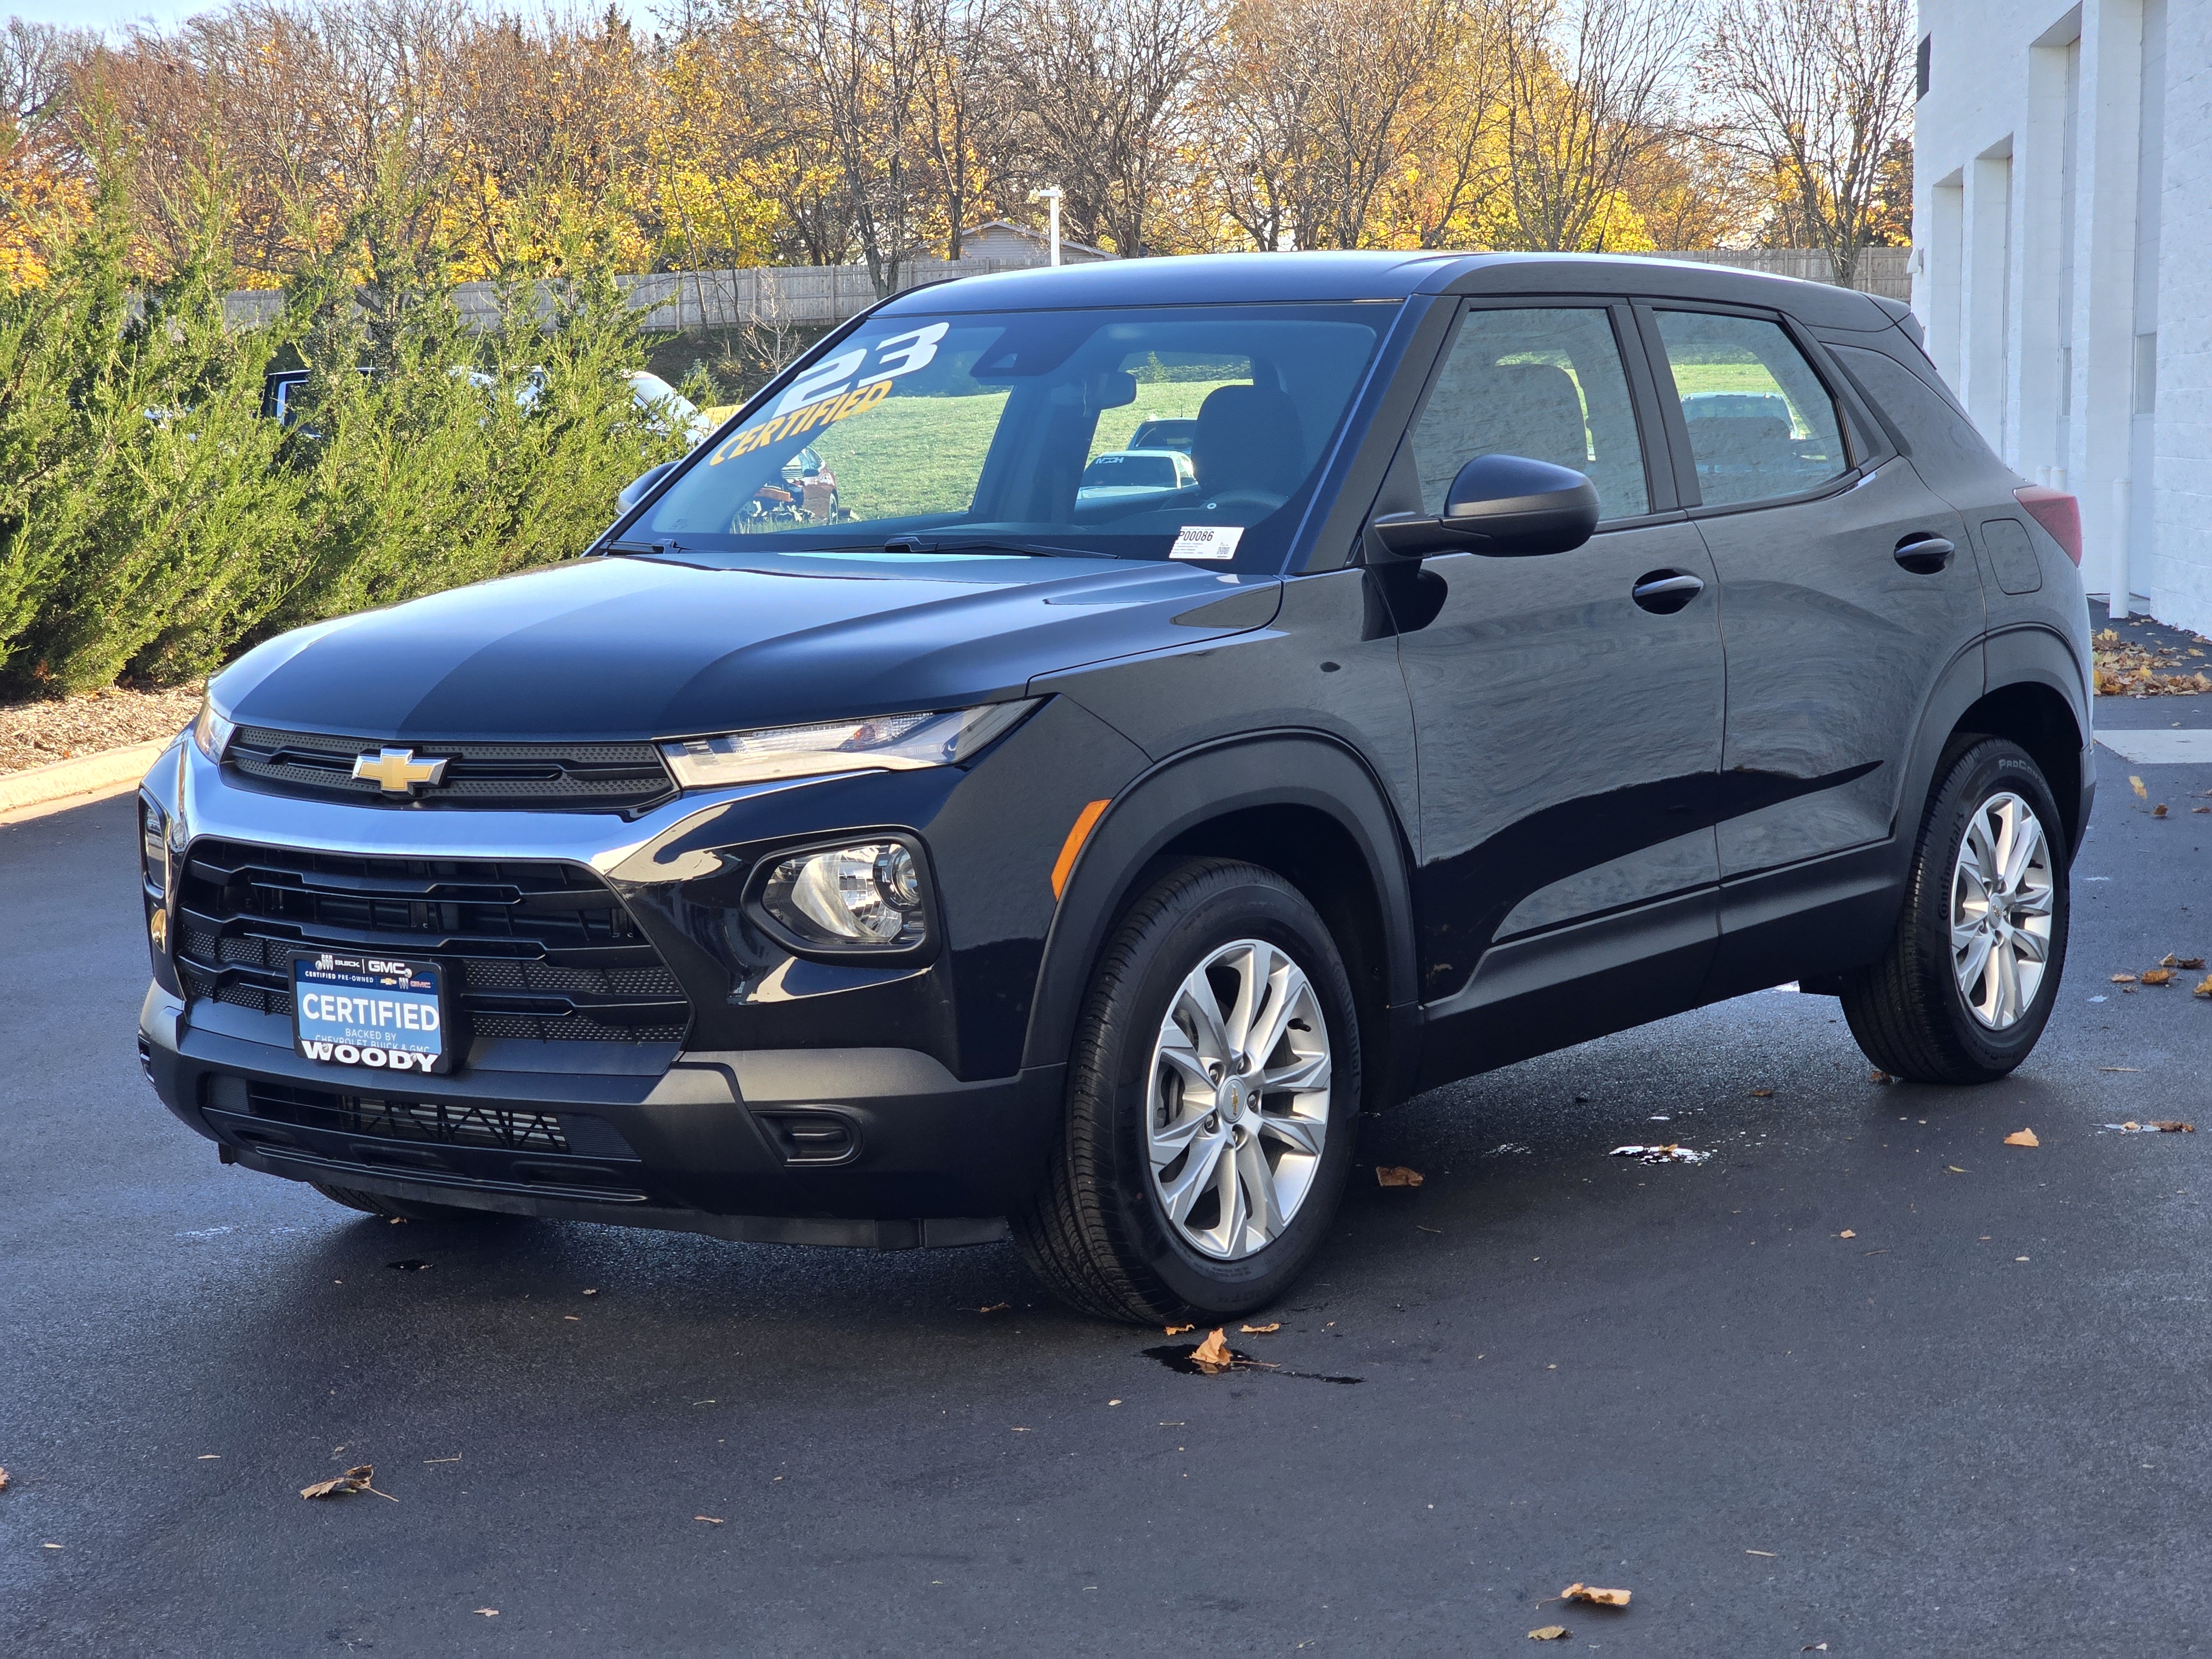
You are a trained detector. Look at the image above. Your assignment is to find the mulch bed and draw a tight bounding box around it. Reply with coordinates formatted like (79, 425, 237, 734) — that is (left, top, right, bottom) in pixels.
(0, 683, 204, 777)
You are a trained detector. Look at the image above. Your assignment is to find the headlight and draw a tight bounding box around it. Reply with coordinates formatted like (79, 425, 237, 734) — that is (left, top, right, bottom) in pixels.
(661, 700, 1037, 789)
(139, 796, 169, 897)
(757, 840, 928, 951)
(191, 697, 236, 763)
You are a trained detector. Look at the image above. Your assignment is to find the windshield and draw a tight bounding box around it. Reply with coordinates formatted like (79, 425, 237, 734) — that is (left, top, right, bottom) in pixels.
(633, 303, 1387, 565)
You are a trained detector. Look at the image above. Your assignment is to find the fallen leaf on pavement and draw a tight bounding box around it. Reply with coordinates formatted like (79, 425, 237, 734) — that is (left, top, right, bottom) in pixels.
(1528, 1628, 1570, 1642)
(1375, 1166, 1424, 1187)
(2132, 775, 2149, 800)
(1610, 1144, 1711, 1165)
(1190, 1329, 1234, 1374)
(2198, 975, 2212, 998)
(2163, 954, 2206, 969)
(2004, 1129, 2040, 1148)
(1870, 1069, 1895, 1084)
(978, 1302, 1010, 1313)
(2143, 968, 2174, 985)
(1239, 1322, 1281, 1334)
(1948, 1165, 1968, 1173)
(1562, 1583, 1631, 1608)
(0, 1467, 8, 1491)
(475, 1608, 499, 1616)
(1749, 1087, 1775, 1098)
(1838, 1229, 1856, 1239)
(2112, 973, 2139, 984)
(1164, 1323, 1196, 1335)
(301, 1464, 395, 1501)
(695, 1515, 724, 1525)
(2154, 804, 2170, 818)
(2152, 1120, 2197, 1133)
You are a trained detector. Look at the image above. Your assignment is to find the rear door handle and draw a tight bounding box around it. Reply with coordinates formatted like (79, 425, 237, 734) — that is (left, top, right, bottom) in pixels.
(1631, 571, 1705, 614)
(1894, 534, 1955, 573)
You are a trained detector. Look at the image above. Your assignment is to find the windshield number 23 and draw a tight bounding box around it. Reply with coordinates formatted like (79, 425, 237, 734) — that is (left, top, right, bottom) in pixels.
(773, 322, 948, 415)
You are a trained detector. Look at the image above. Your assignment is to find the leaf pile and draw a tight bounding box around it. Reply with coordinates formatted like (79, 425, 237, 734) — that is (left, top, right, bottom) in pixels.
(2094, 629, 2212, 696)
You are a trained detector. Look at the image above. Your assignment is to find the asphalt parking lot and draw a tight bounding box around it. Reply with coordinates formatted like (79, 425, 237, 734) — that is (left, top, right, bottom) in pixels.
(8, 692, 2212, 1656)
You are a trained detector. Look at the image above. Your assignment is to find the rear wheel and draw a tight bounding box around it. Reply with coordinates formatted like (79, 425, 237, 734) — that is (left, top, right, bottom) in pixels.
(310, 1181, 526, 1224)
(1840, 738, 2069, 1084)
(1015, 858, 1360, 1324)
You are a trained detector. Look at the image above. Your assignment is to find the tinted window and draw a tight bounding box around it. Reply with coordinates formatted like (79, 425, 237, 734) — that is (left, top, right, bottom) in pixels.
(638, 305, 1382, 566)
(1411, 306, 1649, 521)
(1654, 311, 1850, 507)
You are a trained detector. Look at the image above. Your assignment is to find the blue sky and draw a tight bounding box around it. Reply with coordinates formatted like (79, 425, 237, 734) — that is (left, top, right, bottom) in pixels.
(15, 1, 205, 29)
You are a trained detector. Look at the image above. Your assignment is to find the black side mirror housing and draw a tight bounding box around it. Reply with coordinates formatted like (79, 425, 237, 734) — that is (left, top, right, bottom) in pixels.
(617, 461, 676, 515)
(1366, 454, 1601, 561)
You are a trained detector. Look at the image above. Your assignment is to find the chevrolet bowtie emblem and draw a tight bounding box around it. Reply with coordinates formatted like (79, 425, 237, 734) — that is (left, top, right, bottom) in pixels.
(352, 747, 450, 795)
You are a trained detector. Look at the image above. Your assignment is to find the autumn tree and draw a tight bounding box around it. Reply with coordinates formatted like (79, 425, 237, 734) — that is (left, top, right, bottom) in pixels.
(1700, 0, 1916, 285)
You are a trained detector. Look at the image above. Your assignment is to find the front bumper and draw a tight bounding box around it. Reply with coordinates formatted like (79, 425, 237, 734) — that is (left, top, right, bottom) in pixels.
(142, 983, 1058, 1243)
(131, 713, 1133, 1243)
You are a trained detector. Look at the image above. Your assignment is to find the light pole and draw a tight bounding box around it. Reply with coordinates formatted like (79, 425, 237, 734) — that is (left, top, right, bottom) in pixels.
(1027, 185, 1063, 267)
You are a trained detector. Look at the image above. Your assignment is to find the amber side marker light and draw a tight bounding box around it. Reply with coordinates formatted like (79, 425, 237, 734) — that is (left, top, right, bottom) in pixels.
(1051, 799, 1113, 899)
(2015, 486, 2082, 565)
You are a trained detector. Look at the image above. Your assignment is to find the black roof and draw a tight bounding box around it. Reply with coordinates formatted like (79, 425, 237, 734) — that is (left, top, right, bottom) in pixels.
(880, 250, 1902, 332)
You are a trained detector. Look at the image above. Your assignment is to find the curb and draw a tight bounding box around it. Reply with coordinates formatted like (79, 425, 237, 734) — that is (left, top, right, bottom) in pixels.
(0, 737, 173, 823)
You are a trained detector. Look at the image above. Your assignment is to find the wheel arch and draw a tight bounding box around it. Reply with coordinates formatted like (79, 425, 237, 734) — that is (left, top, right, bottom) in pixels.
(1954, 625, 2092, 859)
(1021, 731, 1421, 1112)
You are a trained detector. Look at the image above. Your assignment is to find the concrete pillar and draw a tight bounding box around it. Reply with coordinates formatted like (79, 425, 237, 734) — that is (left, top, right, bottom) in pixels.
(2068, 0, 2147, 609)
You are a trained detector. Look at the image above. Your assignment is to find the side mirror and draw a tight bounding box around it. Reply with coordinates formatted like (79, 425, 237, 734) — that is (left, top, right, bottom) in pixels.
(617, 461, 676, 515)
(1366, 454, 1600, 561)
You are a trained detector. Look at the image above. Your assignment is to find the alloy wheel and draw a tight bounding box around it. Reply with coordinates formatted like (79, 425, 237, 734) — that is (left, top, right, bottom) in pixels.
(1950, 789, 2056, 1030)
(1146, 938, 1333, 1260)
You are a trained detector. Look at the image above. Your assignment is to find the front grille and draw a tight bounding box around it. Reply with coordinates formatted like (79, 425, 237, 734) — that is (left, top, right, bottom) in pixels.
(174, 839, 690, 1045)
(227, 725, 676, 813)
(241, 1079, 571, 1151)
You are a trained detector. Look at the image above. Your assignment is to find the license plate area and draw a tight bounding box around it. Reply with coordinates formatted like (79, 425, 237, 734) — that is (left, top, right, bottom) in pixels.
(290, 951, 455, 1076)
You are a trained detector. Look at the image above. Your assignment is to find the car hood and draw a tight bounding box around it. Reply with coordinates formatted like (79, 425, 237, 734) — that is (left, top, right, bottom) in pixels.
(213, 551, 1284, 741)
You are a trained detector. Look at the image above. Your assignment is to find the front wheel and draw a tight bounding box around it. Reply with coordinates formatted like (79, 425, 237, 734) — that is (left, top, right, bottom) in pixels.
(1841, 738, 2070, 1084)
(1014, 858, 1361, 1324)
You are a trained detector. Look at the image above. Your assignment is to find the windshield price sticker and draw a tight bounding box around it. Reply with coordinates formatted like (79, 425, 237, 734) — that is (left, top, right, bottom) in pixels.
(291, 951, 452, 1074)
(1171, 525, 1244, 561)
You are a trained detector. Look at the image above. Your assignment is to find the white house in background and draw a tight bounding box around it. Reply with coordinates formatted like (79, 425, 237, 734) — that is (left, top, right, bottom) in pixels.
(952, 221, 1114, 265)
(1912, 0, 2211, 627)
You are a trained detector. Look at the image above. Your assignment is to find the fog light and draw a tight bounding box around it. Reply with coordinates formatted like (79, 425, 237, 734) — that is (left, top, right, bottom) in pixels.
(757, 841, 927, 951)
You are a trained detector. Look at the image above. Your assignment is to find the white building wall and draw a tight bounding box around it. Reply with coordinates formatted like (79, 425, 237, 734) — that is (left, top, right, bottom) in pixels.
(1915, 0, 2212, 633)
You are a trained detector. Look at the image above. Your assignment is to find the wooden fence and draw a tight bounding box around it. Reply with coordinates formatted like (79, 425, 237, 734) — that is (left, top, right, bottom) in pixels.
(220, 246, 1913, 331)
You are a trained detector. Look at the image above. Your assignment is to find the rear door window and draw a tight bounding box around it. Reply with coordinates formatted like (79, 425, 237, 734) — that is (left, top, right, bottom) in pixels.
(1409, 306, 1651, 523)
(1651, 310, 1851, 507)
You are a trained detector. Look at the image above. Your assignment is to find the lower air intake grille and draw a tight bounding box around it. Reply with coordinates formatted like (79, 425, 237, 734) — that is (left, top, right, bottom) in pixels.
(174, 839, 690, 1045)
(242, 1079, 571, 1152)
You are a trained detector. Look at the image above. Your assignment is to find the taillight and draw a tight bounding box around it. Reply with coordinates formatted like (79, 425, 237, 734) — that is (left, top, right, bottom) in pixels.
(2014, 486, 2082, 565)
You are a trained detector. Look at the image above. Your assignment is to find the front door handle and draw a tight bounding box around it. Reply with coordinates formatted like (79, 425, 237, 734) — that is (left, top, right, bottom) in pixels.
(1894, 533, 1955, 574)
(1631, 571, 1705, 614)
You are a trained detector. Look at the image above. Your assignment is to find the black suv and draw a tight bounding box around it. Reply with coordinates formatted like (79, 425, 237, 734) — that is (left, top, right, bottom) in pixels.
(137, 253, 2091, 1323)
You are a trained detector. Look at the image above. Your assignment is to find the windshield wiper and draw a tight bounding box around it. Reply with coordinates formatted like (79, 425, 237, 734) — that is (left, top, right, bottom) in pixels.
(879, 535, 1098, 559)
(602, 538, 685, 556)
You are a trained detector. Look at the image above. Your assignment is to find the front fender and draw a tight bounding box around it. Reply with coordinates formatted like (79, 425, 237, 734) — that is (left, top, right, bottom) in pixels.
(1020, 731, 1422, 1109)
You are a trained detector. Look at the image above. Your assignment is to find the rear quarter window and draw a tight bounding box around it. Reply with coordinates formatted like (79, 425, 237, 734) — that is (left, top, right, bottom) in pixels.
(1826, 343, 1999, 483)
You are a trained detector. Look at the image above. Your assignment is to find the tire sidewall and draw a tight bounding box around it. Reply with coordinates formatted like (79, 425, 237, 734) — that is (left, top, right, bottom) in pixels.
(1087, 867, 1361, 1317)
(1917, 740, 2070, 1069)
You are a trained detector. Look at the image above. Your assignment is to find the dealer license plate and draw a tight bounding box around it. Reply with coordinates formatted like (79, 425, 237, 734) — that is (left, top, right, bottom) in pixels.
(291, 951, 454, 1075)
